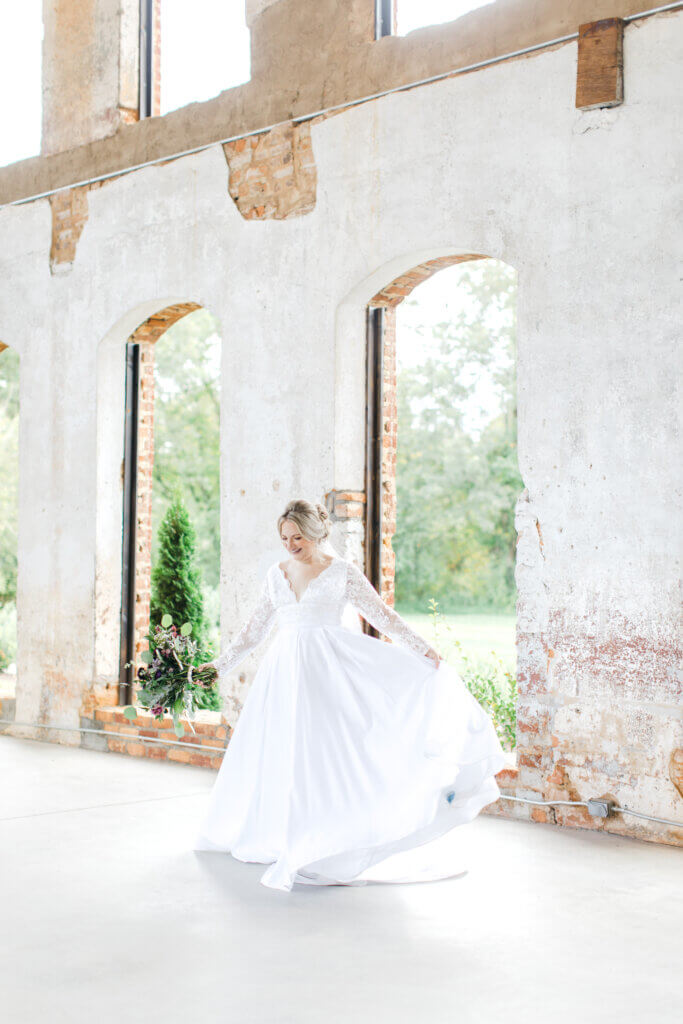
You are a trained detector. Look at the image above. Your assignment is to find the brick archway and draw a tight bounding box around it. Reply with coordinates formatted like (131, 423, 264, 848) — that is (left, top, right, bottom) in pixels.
(358, 252, 527, 813)
(366, 254, 487, 606)
(127, 302, 202, 668)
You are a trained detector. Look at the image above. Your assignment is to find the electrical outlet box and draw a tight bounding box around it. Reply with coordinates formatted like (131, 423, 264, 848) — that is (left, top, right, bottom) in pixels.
(586, 798, 614, 818)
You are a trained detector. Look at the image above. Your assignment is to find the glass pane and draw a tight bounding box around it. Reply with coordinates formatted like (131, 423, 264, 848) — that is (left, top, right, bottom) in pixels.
(397, 0, 493, 36)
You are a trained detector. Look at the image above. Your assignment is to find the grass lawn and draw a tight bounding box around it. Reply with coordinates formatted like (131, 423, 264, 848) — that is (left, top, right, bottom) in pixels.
(398, 608, 516, 673)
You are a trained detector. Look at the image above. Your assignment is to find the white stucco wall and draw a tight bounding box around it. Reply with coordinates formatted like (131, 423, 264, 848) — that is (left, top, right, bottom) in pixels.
(0, 13, 680, 834)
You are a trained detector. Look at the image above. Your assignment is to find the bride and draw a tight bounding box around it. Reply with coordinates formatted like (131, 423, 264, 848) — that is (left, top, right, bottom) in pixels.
(193, 498, 507, 891)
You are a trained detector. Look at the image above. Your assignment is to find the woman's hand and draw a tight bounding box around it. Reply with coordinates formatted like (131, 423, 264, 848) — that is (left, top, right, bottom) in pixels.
(425, 647, 441, 668)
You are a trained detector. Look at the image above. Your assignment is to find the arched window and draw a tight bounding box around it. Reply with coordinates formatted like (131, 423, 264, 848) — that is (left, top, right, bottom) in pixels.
(365, 254, 520, 755)
(95, 302, 221, 708)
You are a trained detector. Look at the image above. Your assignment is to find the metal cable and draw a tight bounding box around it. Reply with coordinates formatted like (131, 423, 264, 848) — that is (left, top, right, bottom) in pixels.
(1, 718, 681, 827)
(610, 805, 683, 829)
(498, 793, 682, 828)
(0, 719, 227, 754)
(3, 1, 681, 209)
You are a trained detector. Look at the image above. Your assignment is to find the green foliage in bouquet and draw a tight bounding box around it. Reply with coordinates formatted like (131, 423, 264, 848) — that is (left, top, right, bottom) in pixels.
(123, 614, 218, 737)
(150, 492, 220, 710)
(428, 598, 518, 752)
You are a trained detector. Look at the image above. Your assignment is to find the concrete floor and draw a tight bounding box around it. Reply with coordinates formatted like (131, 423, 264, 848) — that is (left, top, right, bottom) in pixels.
(0, 735, 680, 1024)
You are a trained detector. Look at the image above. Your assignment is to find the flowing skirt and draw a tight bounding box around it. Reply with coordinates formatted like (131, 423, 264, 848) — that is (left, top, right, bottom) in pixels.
(193, 624, 507, 891)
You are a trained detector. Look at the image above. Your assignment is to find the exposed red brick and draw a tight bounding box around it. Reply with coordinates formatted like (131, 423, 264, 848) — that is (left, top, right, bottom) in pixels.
(575, 18, 624, 110)
(81, 683, 118, 715)
(47, 178, 114, 272)
(144, 746, 168, 761)
(495, 767, 520, 788)
(555, 806, 595, 829)
(118, 107, 139, 124)
(81, 706, 230, 769)
(223, 122, 316, 220)
(547, 608, 681, 704)
(379, 308, 397, 606)
(517, 748, 550, 770)
(48, 186, 90, 271)
(188, 752, 213, 768)
(368, 255, 487, 308)
(168, 747, 191, 764)
(325, 490, 366, 523)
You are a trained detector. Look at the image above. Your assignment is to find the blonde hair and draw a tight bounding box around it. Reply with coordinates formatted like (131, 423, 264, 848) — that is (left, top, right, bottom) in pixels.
(278, 499, 331, 543)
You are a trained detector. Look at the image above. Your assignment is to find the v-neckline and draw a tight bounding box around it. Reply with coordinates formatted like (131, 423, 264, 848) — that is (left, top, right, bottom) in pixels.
(277, 556, 337, 604)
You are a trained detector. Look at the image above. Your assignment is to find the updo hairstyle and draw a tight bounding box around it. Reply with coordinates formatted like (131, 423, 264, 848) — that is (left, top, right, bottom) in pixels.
(277, 499, 331, 543)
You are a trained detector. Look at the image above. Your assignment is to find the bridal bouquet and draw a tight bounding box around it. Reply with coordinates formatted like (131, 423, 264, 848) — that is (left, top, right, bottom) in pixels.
(123, 614, 217, 738)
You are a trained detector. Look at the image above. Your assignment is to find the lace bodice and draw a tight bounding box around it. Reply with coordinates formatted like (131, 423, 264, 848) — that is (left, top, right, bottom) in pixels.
(211, 556, 433, 678)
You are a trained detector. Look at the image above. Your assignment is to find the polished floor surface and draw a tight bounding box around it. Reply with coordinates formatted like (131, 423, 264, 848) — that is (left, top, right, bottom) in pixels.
(1, 733, 680, 1024)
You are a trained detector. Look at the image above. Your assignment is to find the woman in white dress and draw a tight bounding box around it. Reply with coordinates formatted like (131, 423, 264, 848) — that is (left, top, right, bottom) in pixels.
(193, 499, 506, 891)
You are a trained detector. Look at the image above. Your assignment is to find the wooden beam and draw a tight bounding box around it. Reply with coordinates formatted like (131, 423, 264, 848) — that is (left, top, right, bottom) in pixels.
(576, 18, 624, 110)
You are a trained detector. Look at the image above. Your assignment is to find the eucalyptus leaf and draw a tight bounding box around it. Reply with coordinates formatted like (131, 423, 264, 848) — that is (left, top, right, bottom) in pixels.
(161, 614, 173, 628)
(180, 622, 192, 636)
(123, 706, 138, 720)
(174, 721, 185, 738)
(140, 650, 153, 664)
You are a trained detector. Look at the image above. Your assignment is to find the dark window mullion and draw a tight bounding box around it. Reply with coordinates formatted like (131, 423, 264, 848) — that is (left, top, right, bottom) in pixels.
(118, 342, 140, 704)
(139, 0, 154, 119)
(375, 0, 395, 39)
(365, 307, 384, 637)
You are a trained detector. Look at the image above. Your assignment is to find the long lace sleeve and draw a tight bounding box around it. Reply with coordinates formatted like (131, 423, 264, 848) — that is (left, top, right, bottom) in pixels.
(345, 561, 433, 657)
(211, 578, 277, 678)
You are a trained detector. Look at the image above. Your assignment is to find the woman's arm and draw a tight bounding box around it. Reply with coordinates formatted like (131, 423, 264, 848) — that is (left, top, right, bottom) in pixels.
(344, 561, 440, 663)
(207, 578, 277, 679)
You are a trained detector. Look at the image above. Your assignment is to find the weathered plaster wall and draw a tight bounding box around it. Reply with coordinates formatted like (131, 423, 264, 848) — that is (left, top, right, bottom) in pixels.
(0, 12, 680, 843)
(245, 0, 282, 27)
(41, 0, 141, 155)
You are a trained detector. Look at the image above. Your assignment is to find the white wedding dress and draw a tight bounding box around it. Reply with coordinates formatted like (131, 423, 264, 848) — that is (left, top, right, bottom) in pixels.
(193, 555, 506, 891)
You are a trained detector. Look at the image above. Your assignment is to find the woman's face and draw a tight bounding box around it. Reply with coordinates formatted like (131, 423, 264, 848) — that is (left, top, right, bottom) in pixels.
(280, 520, 317, 561)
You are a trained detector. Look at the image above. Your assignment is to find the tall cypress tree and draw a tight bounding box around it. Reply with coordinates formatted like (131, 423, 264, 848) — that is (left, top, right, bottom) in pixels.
(150, 491, 208, 657)
(149, 492, 221, 711)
